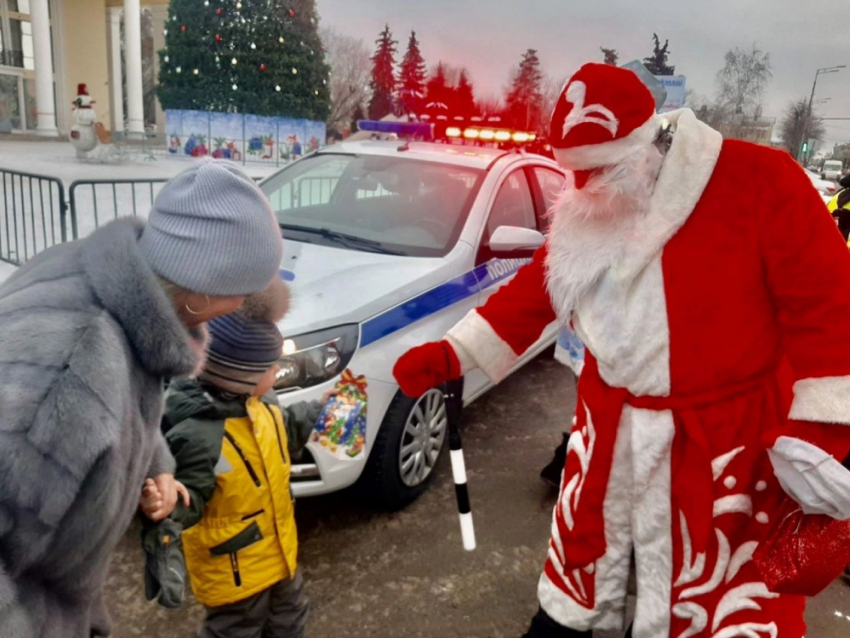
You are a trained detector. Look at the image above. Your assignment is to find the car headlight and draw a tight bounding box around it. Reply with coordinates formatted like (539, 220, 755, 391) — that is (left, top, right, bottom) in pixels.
(274, 324, 359, 391)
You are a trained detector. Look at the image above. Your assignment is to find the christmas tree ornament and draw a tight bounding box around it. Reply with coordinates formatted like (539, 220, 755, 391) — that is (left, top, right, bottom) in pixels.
(164, 55, 170, 62)
(279, 37, 285, 44)
(163, 29, 168, 36)
(204, 0, 209, 5)
(216, 8, 223, 15)
(231, 57, 238, 65)
(181, 24, 187, 32)
(250, 42, 256, 49)
(236, 1, 242, 8)
(176, 66, 182, 73)
(292, 68, 297, 74)
(275, 85, 281, 91)
(232, 84, 238, 90)
(215, 34, 222, 42)
(314, 90, 319, 95)
(193, 69, 199, 75)
(289, 9, 296, 17)
(260, 64, 266, 72)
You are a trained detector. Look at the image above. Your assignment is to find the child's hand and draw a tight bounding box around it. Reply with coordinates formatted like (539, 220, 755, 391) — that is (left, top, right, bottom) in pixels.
(141, 475, 190, 522)
(321, 388, 339, 404)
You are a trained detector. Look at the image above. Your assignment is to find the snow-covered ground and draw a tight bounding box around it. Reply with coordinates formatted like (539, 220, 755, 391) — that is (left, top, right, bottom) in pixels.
(0, 140, 286, 279)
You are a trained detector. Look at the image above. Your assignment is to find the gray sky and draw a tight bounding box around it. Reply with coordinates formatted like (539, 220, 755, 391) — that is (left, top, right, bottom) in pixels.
(317, 0, 850, 148)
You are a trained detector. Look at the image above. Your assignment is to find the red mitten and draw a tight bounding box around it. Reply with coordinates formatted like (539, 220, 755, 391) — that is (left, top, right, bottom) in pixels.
(393, 340, 462, 398)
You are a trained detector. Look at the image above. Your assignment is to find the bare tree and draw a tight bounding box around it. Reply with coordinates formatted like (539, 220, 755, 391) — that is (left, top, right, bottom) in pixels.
(321, 27, 372, 131)
(540, 74, 565, 127)
(779, 97, 826, 157)
(476, 93, 504, 120)
(716, 44, 772, 117)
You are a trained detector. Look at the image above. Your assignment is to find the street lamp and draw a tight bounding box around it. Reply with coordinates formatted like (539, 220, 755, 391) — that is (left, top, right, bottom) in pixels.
(799, 66, 845, 162)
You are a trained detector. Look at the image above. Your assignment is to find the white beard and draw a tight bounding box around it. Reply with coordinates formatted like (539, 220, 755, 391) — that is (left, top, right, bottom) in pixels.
(545, 144, 664, 321)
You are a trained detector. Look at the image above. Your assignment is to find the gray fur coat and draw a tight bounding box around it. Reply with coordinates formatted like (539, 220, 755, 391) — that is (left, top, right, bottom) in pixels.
(0, 218, 207, 638)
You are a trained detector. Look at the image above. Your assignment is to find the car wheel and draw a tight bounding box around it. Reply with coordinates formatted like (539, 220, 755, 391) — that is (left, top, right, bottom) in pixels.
(358, 385, 457, 510)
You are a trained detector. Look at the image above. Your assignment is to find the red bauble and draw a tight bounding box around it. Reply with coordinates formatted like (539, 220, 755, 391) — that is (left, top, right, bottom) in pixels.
(181, 24, 187, 32)
(215, 34, 222, 42)
(216, 8, 223, 16)
(260, 64, 267, 72)
(289, 9, 296, 17)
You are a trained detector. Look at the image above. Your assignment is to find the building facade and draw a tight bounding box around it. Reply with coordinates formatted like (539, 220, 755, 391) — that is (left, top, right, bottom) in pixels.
(0, 0, 167, 136)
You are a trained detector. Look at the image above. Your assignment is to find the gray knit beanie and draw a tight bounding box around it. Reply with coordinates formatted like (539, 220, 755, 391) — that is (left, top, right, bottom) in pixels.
(140, 159, 283, 296)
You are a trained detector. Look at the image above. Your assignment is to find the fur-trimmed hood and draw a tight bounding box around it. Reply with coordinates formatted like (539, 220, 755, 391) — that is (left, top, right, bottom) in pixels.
(81, 217, 207, 378)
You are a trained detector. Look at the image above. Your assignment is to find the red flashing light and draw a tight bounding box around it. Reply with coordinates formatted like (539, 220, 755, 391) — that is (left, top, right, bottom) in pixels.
(494, 131, 511, 142)
(446, 127, 462, 138)
(463, 129, 480, 140)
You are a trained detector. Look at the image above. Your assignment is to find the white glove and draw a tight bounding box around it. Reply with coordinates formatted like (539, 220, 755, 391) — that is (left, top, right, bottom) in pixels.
(768, 436, 850, 519)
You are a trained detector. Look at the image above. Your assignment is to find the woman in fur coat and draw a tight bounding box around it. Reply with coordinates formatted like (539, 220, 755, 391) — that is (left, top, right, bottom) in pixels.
(0, 159, 283, 638)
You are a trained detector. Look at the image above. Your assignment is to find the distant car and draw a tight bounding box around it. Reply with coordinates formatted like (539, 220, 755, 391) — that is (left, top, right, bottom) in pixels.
(260, 141, 564, 507)
(805, 169, 837, 202)
(822, 160, 844, 181)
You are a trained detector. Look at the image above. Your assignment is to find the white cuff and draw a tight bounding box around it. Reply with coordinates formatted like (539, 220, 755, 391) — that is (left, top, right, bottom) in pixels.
(768, 436, 850, 520)
(788, 376, 850, 425)
(446, 310, 518, 383)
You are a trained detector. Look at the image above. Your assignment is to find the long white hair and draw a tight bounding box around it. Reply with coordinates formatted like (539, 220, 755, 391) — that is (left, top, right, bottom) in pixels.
(545, 143, 664, 321)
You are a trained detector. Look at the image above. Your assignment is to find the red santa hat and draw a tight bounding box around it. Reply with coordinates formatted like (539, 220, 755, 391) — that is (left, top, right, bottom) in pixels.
(77, 83, 89, 97)
(549, 63, 659, 172)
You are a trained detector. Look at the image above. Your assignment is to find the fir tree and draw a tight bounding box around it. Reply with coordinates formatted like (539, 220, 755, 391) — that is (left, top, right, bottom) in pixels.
(643, 34, 675, 76)
(398, 30, 427, 115)
(456, 70, 476, 118)
(600, 47, 619, 66)
(157, 0, 330, 119)
(368, 25, 397, 120)
(504, 49, 544, 131)
(425, 62, 451, 113)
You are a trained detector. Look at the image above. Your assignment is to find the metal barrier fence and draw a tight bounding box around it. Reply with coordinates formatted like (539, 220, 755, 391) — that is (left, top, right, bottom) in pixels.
(0, 169, 69, 266)
(1, 169, 272, 267)
(68, 179, 169, 240)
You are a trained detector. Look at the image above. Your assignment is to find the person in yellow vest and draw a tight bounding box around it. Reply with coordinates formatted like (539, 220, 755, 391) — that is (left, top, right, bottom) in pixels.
(140, 280, 334, 637)
(828, 174, 850, 246)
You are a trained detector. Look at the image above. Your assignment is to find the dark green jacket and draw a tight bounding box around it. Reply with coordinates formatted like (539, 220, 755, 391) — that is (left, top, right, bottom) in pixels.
(163, 379, 322, 529)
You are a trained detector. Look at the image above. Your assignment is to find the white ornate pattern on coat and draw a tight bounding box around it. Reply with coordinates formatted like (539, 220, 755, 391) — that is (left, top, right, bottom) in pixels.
(672, 446, 777, 638)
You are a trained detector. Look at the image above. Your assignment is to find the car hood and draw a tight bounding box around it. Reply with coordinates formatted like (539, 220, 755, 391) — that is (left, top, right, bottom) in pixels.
(277, 240, 454, 337)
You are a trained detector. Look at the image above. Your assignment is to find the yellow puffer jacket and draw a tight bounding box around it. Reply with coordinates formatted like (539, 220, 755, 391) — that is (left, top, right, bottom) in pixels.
(165, 383, 306, 608)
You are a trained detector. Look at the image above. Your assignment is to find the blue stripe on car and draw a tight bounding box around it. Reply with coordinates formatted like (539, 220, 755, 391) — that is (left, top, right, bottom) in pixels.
(359, 258, 532, 348)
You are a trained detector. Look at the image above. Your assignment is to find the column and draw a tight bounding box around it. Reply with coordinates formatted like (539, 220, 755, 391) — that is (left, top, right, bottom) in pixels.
(30, 0, 58, 136)
(109, 8, 125, 134)
(124, 0, 145, 137)
(150, 5, 168, 134)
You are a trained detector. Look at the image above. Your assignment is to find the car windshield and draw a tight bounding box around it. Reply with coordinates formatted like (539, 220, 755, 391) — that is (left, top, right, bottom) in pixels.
(825, 162, 842, 170)
(262, 153, 484, 257)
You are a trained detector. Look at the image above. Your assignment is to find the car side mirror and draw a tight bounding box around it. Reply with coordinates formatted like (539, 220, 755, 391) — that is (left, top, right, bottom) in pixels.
(489, 226, 546, 252)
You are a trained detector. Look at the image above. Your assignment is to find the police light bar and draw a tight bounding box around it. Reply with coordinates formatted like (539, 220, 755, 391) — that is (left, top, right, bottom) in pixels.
(444, 126, 536, 144)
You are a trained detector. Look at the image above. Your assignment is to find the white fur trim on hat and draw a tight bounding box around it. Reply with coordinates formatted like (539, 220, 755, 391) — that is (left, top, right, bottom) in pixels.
(553, 114, 660, 171)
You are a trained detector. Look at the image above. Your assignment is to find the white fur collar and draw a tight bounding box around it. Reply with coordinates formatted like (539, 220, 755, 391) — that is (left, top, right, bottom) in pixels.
(620, 109, 723, 278)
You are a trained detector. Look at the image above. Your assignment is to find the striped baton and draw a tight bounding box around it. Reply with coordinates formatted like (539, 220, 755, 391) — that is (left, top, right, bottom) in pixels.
(447, 389, 476, 551)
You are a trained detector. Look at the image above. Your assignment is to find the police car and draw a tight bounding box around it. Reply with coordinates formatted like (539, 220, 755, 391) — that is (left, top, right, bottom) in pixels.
(262, 138, 564, 508)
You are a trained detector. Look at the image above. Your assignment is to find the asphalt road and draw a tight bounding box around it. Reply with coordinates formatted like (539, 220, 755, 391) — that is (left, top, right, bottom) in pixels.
(104, 356, 850, 637)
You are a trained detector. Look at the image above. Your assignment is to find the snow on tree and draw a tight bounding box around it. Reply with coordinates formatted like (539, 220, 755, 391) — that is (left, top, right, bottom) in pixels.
(368, 25, 397, 120)
(425, 62, 452, 114)
(398, 31, 427, 115)
(504, 49, 544, 131)
(157, 0, 330, 120)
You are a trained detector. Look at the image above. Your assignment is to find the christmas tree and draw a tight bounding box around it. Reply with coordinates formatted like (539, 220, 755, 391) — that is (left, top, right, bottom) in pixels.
(504, 49, 544, 131)
(368, 25, 397, 120)
(397, 31, 426, 115)
(157, 0, 330, 120)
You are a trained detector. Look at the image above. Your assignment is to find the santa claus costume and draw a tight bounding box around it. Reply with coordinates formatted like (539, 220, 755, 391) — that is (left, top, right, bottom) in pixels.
(394, 63, 850, 638)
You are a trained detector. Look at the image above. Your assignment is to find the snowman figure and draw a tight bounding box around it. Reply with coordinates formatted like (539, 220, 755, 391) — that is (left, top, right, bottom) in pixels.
(69, 84, 98, 159)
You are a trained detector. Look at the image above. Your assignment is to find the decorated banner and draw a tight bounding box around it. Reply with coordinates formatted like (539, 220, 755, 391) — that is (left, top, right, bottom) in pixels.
(164, 109, 326, 162)
(310, 370, 367, 459)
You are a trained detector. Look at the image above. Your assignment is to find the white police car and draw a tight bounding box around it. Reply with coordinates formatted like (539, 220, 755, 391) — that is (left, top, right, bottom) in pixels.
(263, 140, 564, 508)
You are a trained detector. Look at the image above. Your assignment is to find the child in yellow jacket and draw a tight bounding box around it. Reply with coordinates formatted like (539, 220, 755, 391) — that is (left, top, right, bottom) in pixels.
(141, 281, 332, 637)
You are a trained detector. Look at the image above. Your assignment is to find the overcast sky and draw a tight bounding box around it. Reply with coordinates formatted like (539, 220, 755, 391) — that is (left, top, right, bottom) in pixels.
(317, 0, 850, 148)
